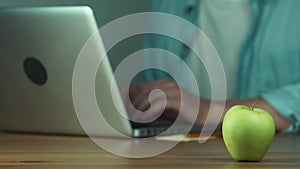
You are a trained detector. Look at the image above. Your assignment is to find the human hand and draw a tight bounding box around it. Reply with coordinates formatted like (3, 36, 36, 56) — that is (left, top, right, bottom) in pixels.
(127, 78, 202, 124)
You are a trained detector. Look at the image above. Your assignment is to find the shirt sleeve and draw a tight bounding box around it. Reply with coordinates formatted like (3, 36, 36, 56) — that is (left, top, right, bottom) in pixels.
(262, 83, 300, 133)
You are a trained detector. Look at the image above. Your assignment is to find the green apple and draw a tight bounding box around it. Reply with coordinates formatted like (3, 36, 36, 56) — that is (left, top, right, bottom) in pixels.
(222, 105, 275, 162)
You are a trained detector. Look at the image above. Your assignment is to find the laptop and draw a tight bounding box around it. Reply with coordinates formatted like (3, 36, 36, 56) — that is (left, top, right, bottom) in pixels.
(0, 6, 217, 138)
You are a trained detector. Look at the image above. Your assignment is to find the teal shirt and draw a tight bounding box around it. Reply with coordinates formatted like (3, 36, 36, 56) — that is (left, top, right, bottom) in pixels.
(143, 0, 300, 133)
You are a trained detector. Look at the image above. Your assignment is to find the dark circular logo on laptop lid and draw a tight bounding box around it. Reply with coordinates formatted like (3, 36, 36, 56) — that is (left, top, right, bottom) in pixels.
(23, 57, 47, 85)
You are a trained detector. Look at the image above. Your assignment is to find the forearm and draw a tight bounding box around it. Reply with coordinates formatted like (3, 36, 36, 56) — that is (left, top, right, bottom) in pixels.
(195, 97, 292, 131)
(225, 97, 292, 131)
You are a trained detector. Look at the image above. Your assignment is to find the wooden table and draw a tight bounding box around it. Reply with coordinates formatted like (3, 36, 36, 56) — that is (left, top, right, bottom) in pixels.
(0, 132, 299, 169)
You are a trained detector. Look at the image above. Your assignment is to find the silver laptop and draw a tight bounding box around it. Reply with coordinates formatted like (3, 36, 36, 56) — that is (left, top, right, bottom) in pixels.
(0, 6, 202, 137)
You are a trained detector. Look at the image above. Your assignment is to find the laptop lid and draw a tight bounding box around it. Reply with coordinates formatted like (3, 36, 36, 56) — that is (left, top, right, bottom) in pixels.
(0, 6, 133, 137)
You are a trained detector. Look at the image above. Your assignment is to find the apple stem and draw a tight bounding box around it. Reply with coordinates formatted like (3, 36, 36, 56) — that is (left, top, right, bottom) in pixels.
(251, 98, 260, 111)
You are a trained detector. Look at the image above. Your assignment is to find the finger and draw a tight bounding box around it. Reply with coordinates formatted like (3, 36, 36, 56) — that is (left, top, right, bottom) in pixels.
(131, 100, 167, 123)
(130, 83, 178, 111)
(132, 86, 165, 110)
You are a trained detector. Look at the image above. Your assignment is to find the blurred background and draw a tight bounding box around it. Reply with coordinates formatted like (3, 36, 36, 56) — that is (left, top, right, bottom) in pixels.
(0, 0, 151, 69)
